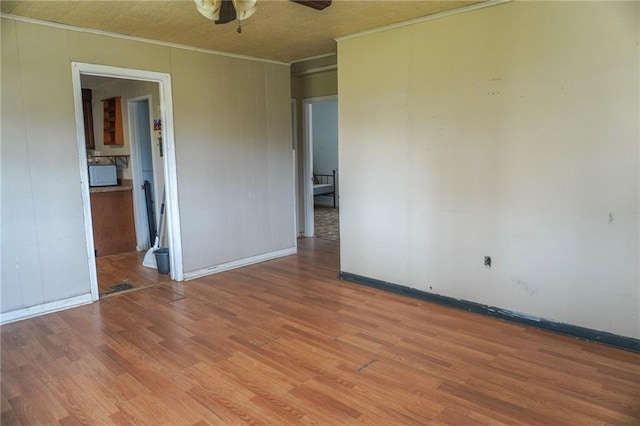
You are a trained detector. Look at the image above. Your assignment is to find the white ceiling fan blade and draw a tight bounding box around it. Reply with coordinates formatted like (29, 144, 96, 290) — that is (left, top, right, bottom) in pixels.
(233, 0, 257, 21)
(194, 0, 222, 20)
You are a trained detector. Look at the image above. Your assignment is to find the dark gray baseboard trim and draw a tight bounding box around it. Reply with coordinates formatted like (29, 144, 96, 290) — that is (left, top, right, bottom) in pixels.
(339, 271, 640, 353)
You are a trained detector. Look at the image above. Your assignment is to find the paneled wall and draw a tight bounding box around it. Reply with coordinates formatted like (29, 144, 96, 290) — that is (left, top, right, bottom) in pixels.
(1, 17, 294, 317)
(171, 50, 295, 271)
(338, 1, 639, 338)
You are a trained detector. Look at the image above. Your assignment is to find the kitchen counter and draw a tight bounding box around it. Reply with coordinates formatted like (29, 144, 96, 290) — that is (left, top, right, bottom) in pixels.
(89, 179, 136, 256)
(89, 179, 133, 193)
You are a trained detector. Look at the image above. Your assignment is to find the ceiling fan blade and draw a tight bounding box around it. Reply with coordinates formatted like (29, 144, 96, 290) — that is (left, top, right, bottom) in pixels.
(215, 0, 237, 24)
(233, 0, 257, 21)
(290, 0, 332, 11)
(194, 0, 221, 20)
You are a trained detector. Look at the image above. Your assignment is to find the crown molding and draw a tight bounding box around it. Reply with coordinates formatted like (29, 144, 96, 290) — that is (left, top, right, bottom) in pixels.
(1, 13, 290, 67)
(290, 51, 336, 65)
(292, 64, 337, 78)
(335, 0, 512, 43)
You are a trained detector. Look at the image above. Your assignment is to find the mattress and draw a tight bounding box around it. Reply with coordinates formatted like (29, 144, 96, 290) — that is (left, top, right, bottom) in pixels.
(313, 184, 333, 195)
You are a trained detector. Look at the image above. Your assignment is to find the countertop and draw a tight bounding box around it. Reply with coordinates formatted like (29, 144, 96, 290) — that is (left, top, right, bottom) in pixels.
(89, 179, 133, 194)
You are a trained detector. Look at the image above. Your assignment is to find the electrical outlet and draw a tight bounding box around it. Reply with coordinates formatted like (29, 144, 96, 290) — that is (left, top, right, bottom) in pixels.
(484, 256, 492, 268)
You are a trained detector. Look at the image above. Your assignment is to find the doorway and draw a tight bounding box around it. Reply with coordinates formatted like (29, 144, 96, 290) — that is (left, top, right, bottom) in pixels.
(72, 63, 183, 301)
(302, 96, 339, 239)
(128, 95, 159, 252)
(80, 79, 165, 296)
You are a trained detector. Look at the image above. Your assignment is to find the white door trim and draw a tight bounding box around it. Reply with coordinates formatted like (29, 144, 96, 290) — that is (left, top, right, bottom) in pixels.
(302, 95, 338, 238)
(291, 98, 299, 238)
(71, 62, 184, 302)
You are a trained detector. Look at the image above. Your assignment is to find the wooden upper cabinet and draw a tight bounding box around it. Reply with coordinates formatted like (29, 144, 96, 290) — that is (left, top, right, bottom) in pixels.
(102, 96, 124, 145)
(82, 89, 95, 149)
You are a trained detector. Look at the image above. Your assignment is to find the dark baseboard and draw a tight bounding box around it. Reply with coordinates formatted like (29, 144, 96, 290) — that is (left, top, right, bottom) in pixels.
(339, 271, 640, 353)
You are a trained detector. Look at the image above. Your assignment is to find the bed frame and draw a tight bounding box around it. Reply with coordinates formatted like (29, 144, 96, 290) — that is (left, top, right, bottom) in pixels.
(313, 170, 336, 208)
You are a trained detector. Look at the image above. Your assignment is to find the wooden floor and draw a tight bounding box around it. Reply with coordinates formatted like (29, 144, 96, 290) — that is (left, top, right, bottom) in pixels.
(96, 251, 172, 297)
(2, 238, 639, 425)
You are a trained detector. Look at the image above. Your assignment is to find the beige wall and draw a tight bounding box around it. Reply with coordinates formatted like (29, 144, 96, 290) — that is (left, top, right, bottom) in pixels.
(1, 18, 294, 315)
(291, 70, 338, 233)
(172, 50, 294, 271)
(338, 1, 639, 338)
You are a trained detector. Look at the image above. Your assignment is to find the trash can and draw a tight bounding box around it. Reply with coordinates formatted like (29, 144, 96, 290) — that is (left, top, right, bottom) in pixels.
(154, 248, 170, 274)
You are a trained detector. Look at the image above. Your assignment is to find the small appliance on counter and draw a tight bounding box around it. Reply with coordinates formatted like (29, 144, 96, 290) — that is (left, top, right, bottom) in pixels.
(88, 164, 117, 186)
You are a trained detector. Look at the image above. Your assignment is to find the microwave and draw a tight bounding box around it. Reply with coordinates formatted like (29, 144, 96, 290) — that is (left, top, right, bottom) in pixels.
(88, 164, 117, 187)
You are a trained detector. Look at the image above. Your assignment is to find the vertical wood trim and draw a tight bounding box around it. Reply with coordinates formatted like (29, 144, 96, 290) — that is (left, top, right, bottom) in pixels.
(291, 99, 299, 238)
(302, 100, 314, 237)
(637, 4, 640, 337)
(71, 62, 100, 301)
(158, 72, 184, 281)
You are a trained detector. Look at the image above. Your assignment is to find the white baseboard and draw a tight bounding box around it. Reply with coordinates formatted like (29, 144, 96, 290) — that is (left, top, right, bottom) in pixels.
(0, 293, 94, 325)
(183, 246, 297, 281)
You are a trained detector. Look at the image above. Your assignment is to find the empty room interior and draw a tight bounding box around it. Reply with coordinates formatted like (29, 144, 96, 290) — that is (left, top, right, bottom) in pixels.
(1, 0, 639, 424)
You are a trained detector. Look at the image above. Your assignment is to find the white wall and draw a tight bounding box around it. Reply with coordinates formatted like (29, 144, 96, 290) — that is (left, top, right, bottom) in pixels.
(1, 17, 294, 317)
(312, 100, 339, 207)
(338, 1, 639, 338)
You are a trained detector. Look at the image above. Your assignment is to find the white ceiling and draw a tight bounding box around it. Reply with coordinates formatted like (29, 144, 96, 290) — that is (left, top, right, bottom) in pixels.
(2, 0, 484, 63)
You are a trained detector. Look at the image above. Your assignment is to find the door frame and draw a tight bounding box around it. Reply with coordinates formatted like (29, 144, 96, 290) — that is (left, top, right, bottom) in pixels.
(291, 98, 299, 238)
(302, 95, 338, 237)
(71, 62, 184, 301)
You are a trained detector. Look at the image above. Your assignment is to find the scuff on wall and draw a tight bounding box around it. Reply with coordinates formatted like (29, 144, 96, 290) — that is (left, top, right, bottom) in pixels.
(511, 276, 537, 297)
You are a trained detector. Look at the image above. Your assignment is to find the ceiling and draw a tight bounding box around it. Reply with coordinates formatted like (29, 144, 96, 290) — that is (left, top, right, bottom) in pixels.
(2, 0, 484, 63)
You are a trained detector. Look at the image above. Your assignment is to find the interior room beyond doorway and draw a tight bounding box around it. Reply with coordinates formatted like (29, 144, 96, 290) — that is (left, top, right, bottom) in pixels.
(79, 73, 167, 297)
(304, 96, 339, 239)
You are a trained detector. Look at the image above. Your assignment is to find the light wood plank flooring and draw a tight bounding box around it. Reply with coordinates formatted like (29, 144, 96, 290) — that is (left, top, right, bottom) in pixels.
(2, 238, 639, 424)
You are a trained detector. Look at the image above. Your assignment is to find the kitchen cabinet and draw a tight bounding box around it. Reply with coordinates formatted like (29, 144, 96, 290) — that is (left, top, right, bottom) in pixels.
(102, 96, 124, 145)
(90, 184, 136, 256)
(82, 88, 95, 149)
